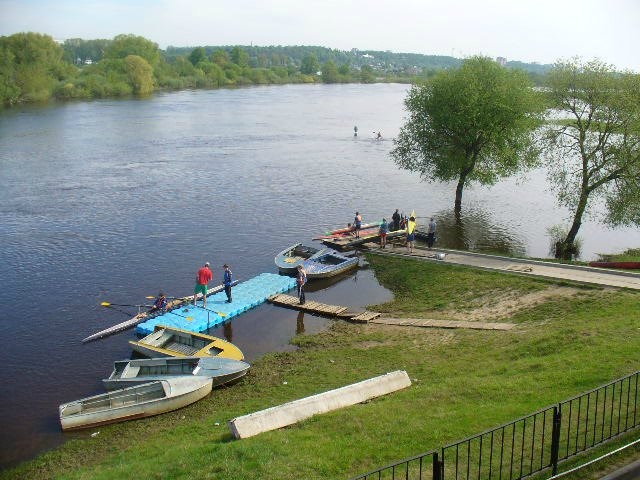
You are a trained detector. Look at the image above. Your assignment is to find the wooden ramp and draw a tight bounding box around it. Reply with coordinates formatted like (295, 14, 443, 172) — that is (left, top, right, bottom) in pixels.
(348, 311, 382, 323)
(269, 294, 348, 316)
(370, 317, 515, 330)
(268, 294, 382, 322)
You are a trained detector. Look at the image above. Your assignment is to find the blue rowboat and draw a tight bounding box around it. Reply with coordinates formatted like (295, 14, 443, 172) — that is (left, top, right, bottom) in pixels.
(302, 251, 359, 279)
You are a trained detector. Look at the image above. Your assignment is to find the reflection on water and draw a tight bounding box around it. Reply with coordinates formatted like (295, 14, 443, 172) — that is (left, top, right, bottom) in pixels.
(432, 207, 527, 256)
(296, 311, 305, 335)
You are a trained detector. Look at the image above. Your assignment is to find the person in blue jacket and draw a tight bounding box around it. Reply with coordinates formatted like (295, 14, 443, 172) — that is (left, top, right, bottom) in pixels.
(223, 264, 233, 303)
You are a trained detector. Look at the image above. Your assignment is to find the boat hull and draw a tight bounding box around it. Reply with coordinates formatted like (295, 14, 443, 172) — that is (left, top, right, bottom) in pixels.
(59, 376, 213, 431)
(129, 325, 244, 360)
(102, 356, 250, 390)
(274, 243, 328, 273)
(303, 252, 359, 279)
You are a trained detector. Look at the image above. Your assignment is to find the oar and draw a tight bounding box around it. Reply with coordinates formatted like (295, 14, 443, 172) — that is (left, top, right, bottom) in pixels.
(184, 305, 227, 317)
(101, 302, 152, 308)
(144, 295, 182, 300)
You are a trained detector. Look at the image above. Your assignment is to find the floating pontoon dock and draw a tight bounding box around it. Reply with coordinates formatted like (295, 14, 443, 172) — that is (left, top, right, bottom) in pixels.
(136, 273, 297, 336)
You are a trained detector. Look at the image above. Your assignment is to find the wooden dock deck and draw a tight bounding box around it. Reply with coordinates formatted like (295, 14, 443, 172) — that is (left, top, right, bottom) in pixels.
(268, 294, 381, 322)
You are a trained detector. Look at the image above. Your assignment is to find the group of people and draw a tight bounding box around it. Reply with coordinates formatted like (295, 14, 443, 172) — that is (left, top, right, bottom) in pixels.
(154, 211, 437, 314)
(193, 262, 234, 308)
(377, 209, 437, 252)
(352, 126, 382, 141)
(151, 262, 234, 313)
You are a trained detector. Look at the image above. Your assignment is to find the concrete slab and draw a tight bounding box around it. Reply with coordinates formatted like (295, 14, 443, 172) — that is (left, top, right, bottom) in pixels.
(228, 370, 411, 439)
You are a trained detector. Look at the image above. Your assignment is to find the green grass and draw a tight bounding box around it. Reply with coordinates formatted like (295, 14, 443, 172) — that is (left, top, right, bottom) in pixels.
(3, 255, 639, 480)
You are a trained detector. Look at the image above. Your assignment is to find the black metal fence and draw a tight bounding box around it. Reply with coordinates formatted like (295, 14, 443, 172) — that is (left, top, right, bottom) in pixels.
(351, 370, 639, 480)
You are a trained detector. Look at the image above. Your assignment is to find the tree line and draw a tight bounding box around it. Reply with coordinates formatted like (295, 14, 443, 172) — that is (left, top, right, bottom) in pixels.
(0, 32, 550, 107)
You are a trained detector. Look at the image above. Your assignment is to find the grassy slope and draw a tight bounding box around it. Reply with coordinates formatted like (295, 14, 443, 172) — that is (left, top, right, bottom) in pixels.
(3, 255, 639, 480)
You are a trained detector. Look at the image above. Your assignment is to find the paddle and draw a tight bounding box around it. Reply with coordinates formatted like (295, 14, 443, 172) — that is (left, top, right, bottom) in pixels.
(101, 302, 152, 308)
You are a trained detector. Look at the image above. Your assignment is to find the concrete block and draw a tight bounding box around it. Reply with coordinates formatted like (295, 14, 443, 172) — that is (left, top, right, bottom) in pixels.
(228, 370, 411, 439)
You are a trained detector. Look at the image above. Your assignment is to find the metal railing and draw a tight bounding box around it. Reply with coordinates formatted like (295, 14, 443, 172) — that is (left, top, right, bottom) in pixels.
(351, 371, 639, 480)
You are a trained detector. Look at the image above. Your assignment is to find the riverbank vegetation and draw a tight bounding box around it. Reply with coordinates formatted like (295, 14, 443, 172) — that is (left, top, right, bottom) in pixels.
(1, 32, 549, 107)
(2, 254, 638, 480)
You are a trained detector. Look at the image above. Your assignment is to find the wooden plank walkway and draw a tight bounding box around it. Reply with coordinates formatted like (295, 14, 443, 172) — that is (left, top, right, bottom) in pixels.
(268, 294, 381, 322)
(370, 317, 515, 330)
(269, 294, 348, 316)
(268, 295, 509, 330)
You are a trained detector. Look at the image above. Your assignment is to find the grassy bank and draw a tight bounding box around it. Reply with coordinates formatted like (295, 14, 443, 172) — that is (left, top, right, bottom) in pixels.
(3, 254, 639, 480)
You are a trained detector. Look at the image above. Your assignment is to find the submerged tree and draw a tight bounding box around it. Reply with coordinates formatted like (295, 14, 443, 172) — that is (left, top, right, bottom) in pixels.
(543, 58, 640, 259)
(391, 56, 544, 213)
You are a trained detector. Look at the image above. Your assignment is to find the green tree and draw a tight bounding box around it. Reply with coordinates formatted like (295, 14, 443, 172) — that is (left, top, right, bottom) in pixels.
(62, 38, 109, 64)
(359, 64, 375, 83)
(391, 56, 544, 212)
(211, 49, 229, 66)
(188, 47, 207, 66)
(0, 43, 20, 105)
(321, 60, 340, 83)
(230, 46, 249, 67)
(0, 32, 67, 104)
(300, 53, 319, 75)
(543, 58, 640, 258)
(124, 54, 154, 95)
(104, 34, 160, 67)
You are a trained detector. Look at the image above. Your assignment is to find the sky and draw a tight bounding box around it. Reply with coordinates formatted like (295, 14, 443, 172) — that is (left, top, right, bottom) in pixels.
(1, 0, 639, 71)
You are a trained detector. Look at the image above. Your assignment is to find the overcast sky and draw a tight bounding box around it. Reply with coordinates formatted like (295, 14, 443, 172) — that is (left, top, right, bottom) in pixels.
(1, 0, 638, 71)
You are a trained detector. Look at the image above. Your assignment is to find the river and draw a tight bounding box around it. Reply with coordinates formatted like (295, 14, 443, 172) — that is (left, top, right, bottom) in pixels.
(0, 83, 638, 469)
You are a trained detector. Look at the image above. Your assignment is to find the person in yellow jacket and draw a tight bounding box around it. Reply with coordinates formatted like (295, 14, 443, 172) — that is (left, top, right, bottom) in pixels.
(406, 215, 417, 253)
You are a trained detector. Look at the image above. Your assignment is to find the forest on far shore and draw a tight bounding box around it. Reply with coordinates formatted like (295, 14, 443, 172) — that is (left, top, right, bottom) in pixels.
(0, 32, 551, 107)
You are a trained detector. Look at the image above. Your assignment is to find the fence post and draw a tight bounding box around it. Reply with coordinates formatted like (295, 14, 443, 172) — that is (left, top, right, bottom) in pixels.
(432, 451, 442, 480)
(550, 406, 562, 475)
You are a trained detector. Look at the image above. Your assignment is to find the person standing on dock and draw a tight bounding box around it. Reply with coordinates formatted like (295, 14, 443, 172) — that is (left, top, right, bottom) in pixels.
(406, 215, 417, 254)
(223, 264, 233, 303)
(427, 217, 437, 249)
(354, 211, 362, 239)
(392, 209, 400, 231)
(353, 125, 358, 137)
(379, 218, 389, 248)
(296, 264, 307, 305)
(194, 262, 213, 308)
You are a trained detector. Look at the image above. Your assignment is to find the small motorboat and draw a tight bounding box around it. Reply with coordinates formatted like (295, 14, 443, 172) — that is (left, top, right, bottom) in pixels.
(302, 251, 359, 279)
(59, 376, 213, 431)
(129, 325, 244, 360)
(275, 243, 329, 274)
(102, 356, 251, 390)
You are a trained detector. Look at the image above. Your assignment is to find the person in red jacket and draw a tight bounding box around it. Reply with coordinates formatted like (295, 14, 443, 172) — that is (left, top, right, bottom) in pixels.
(194, 262, 213, 308)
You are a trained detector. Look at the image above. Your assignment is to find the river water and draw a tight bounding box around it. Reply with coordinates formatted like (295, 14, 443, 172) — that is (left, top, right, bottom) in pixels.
(0, 83, 638, 469)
